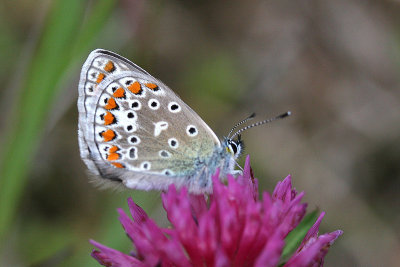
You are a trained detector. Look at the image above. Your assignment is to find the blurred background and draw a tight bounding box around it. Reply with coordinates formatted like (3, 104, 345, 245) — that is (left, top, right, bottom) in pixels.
(0, 0, 399, 266)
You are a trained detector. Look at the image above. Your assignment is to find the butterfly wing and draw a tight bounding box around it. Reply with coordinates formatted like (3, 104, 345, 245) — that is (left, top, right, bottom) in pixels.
(78, 49, 222, 192)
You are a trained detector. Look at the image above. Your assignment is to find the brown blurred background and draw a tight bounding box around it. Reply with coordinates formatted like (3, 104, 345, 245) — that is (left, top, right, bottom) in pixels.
(0, 0, 399, 266)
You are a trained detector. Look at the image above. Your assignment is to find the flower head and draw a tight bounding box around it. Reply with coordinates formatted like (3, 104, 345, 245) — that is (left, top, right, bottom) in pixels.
(91, 156, 342, 266)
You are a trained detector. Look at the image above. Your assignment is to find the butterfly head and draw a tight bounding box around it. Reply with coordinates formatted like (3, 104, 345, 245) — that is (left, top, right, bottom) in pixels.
(225, 135, 243, 159)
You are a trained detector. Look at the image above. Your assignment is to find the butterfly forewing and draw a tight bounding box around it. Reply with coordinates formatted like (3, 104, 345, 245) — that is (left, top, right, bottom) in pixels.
(78, 50, 221, 189)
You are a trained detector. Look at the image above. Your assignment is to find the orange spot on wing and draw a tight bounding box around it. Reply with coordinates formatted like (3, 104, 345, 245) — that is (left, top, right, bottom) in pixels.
(101, 129, 116, 142)
(113, 87, 125, 98)
(104, 112, 115, 125)
(107, 152, 120, 161)
(96, 73, 105, 84)
(111, 162, 124, 168)
(127, 81, 142, 94)
(109, 146, 119, 153)
(105, 98, 118, 110)
(104, 61, 115, 72)
(145, 83, 158, 90)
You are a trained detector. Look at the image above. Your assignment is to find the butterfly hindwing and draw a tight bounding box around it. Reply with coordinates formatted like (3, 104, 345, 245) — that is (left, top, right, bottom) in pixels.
(78, 49, 222, 191)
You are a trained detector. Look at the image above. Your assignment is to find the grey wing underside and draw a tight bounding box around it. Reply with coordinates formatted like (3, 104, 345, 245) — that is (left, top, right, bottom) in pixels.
(78, 49, 221, 192)
(78, 49, 151, 178)
(91, 160, 219, 193)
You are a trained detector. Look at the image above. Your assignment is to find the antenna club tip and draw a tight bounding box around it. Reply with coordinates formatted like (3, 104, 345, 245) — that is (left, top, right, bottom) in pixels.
(277, 111, 291, 119)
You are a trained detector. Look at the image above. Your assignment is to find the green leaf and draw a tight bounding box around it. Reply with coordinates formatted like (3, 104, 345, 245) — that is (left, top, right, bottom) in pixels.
(281, 209, 319, 260)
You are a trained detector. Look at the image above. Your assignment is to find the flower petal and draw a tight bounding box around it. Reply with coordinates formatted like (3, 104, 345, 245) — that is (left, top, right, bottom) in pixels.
(127, 197, 148, 222)
(90, 240, 144, 267)
(254, 230, 285, 267)
(284, 230, 343, 267)
(197, 208, 218, 265)
(234, 202, 262, 266)
(237, 155, 259, 200)
(213, 175, 242, 259)
(117, 208, 160, 265)
(214, 247, 230, 267)
(285, 213, 343, 267)
(189, 193, 208, 219)
(162, 185, 202, 265)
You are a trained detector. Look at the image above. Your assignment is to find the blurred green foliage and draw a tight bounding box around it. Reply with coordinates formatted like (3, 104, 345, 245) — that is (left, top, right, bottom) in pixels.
(0, 0, 117, 265)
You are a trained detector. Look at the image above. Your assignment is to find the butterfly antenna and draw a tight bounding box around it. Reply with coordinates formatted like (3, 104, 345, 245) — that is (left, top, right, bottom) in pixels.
(227, 112, 256, 138)
(230, 111, 291, 139)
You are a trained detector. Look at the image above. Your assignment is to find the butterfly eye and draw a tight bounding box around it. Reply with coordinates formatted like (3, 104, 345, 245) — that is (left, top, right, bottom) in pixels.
(226, 139, 242, 158)
(230, 142, 238, 154)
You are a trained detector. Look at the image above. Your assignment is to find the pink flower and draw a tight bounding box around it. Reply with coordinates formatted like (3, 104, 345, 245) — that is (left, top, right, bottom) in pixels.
(91, 156, 342, 267)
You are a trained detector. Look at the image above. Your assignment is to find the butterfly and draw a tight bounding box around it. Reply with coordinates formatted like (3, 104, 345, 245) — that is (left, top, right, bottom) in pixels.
(78, 49, 290, 194)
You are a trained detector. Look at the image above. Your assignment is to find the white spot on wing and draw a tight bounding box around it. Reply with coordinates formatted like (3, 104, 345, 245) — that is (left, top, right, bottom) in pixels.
(126, 111, 137, 120)
(141, 161, 151, 170)
(130, 100, 141, 110)
(168, 138, 179, 149)
(87, 69, 99, 83)
(168, 102, 181, 113)
(154, 121, 168, 137)
(119, 77, 136, 86)
(85, 82, 96, 95)
(125, 124, 137, 132)
(119, 62, 129, 69)
(98, 144, 110, 159)
(93, 58, 105, 68)
(128, 135, 140, 144)
(148, 99, 160, 110)
(128, 147, 138, 159)
(186, 125, 198, 137)
(99, 95, 109, 108)
(95, 109, 106, 124)
(159, 150, 171, 158)
(163, 169, 174, 176)
(106, 82, 121, 95)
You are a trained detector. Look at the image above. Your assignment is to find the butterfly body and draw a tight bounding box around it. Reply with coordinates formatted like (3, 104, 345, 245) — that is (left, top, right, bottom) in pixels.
(78, 49, 239, 193)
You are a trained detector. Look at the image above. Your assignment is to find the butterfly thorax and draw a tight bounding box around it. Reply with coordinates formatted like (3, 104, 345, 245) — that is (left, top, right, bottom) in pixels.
(183, 142, 237, 192)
